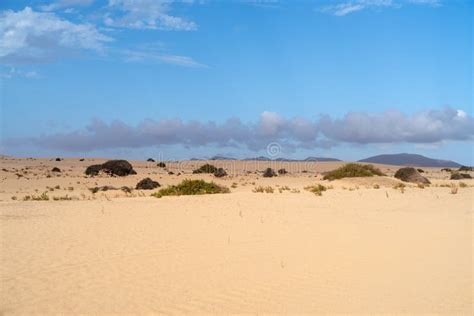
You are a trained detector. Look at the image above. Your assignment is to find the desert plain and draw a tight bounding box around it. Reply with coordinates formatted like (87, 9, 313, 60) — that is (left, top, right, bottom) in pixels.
(0, 156, 473, 315)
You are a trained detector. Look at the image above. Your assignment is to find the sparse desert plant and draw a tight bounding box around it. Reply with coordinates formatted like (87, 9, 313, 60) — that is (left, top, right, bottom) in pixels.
(417, 183, 425, 189)
(11, 196, 17, 200)
(373, 184, 380, 189)
(152, 179, 230, 198)
(262, 168, 277, 178)
(450, 184, 458, 194)
(278, 168, 288, 175)
(253, 185, 274, 193)
(393, 183, 406, 193)
(305, 184, 328, 196)
(193, 164, 217, 174)
(459, 182, 468, 188)
(323, 163, 385, 180)
(231, 182, 238, 188)
(290, 188, 300, 193)
(53, 195, 73, 201)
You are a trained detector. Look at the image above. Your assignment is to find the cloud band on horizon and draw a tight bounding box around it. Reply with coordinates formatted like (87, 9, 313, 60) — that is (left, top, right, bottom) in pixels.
(4, 107, 473, 153)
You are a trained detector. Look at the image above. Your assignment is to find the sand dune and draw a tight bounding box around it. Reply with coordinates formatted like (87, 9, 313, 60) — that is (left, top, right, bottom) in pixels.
(1, 157, 473, 314)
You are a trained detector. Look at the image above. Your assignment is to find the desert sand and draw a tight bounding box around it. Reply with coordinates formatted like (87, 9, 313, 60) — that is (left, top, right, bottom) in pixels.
(0, 156, 473, 314)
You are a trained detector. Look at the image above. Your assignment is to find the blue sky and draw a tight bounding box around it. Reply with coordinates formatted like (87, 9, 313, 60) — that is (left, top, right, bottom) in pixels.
(1, 0, 473, 164)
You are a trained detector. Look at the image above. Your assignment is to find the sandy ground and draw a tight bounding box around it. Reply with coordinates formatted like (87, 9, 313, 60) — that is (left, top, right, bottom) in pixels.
(0, 156, 473, 314)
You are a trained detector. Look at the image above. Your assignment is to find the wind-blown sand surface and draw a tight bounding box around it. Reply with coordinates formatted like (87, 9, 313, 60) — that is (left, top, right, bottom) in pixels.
(1, 157, 473, 314)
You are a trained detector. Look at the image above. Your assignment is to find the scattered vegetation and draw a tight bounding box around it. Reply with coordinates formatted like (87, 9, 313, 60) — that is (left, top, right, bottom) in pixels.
(323, 163, 385, 180)
(459, 182, 468, 188)
(253, 185, 274, 193)
(262, 168, 277, 178)
(231, 182, 238, 189)
(89, 186, 133, 194)
(450, 184, 458, 195)
(193, 164, 217, 174)
(152, 179, 230, 198)
(373, 184, 380, 189)
(441, 168, 452, 172)
(393, 183, 406, 193)
(305, 184, 328, 196)
(23, 192, 49, 201)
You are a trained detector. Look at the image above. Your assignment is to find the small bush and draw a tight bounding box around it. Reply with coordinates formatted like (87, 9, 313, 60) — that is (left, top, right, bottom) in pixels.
(305, 184, 328, 196)
(253, 186, 274, 193)
(193, 164, 217, 174)
(393, 183, 406, 193)
(417, 183, 425, 189)
(152, 179, 230, 198)
(277, 168, 288, 175)
(323, 163, 385, 180)
(373, 184, 380, 189)
(459, 182, 468, 188)
(450, 184, 458, 194)
(262, 168, 277, 178)
(231, 182, 238, 188)
(157, 162, 166, 168)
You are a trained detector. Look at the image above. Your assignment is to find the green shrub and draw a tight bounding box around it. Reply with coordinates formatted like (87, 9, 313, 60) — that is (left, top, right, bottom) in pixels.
(305, 184, 328, 196)
(192, 164, 217, 174)
(152, 179, 230, 198)
(323, 163, 385, 180)
(253, 185, 274, 193)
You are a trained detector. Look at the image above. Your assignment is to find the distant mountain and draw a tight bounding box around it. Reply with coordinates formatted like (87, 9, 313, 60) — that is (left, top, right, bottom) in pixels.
(358, 153, 461, 168)
(209, 155, 235, 160)
(243, 156, 272, 161)
(304, 157, 341, 162)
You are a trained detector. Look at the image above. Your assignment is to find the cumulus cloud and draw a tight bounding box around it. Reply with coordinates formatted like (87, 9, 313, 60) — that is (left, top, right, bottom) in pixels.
(6, 107, 473, 152)
(0, 7, 111, 64)
(105, 0, 197, 31)
(320, 0, 440, 16)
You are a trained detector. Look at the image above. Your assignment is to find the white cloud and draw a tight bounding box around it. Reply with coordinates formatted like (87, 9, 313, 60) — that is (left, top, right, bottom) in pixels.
(105, 0, 197, 31)
(7, 107, 472, 152)
(320, 0, 440, 16)
(0, 7, 112, 64)
(0, 67, 39, 79)
(40, 0, 95, 12)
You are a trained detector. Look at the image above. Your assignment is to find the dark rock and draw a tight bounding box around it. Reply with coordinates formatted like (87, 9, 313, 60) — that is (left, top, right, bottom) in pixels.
(136, 177, 161, 190)
(417, 168, 424, 173)
(85, 164, 103, 176)
(55, 158, 61, 161)
(214, 168, 227, 178)
(263, 168, 277, 178)
(441, 168, 452, 172)
(147, 158, 155, 162)
(168, 171, 175, 175)
(193, 164, 217, 174)
(458, 166, 473, 172)
(157, 162, 166, 168)
(101, 160, 137, 176)
(278, 168, 288, 175)
(450, 173, 472, 180)
(79, 158, 85, 161)
(51, 167, 61, 173)
(394, 167, 430, 184)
